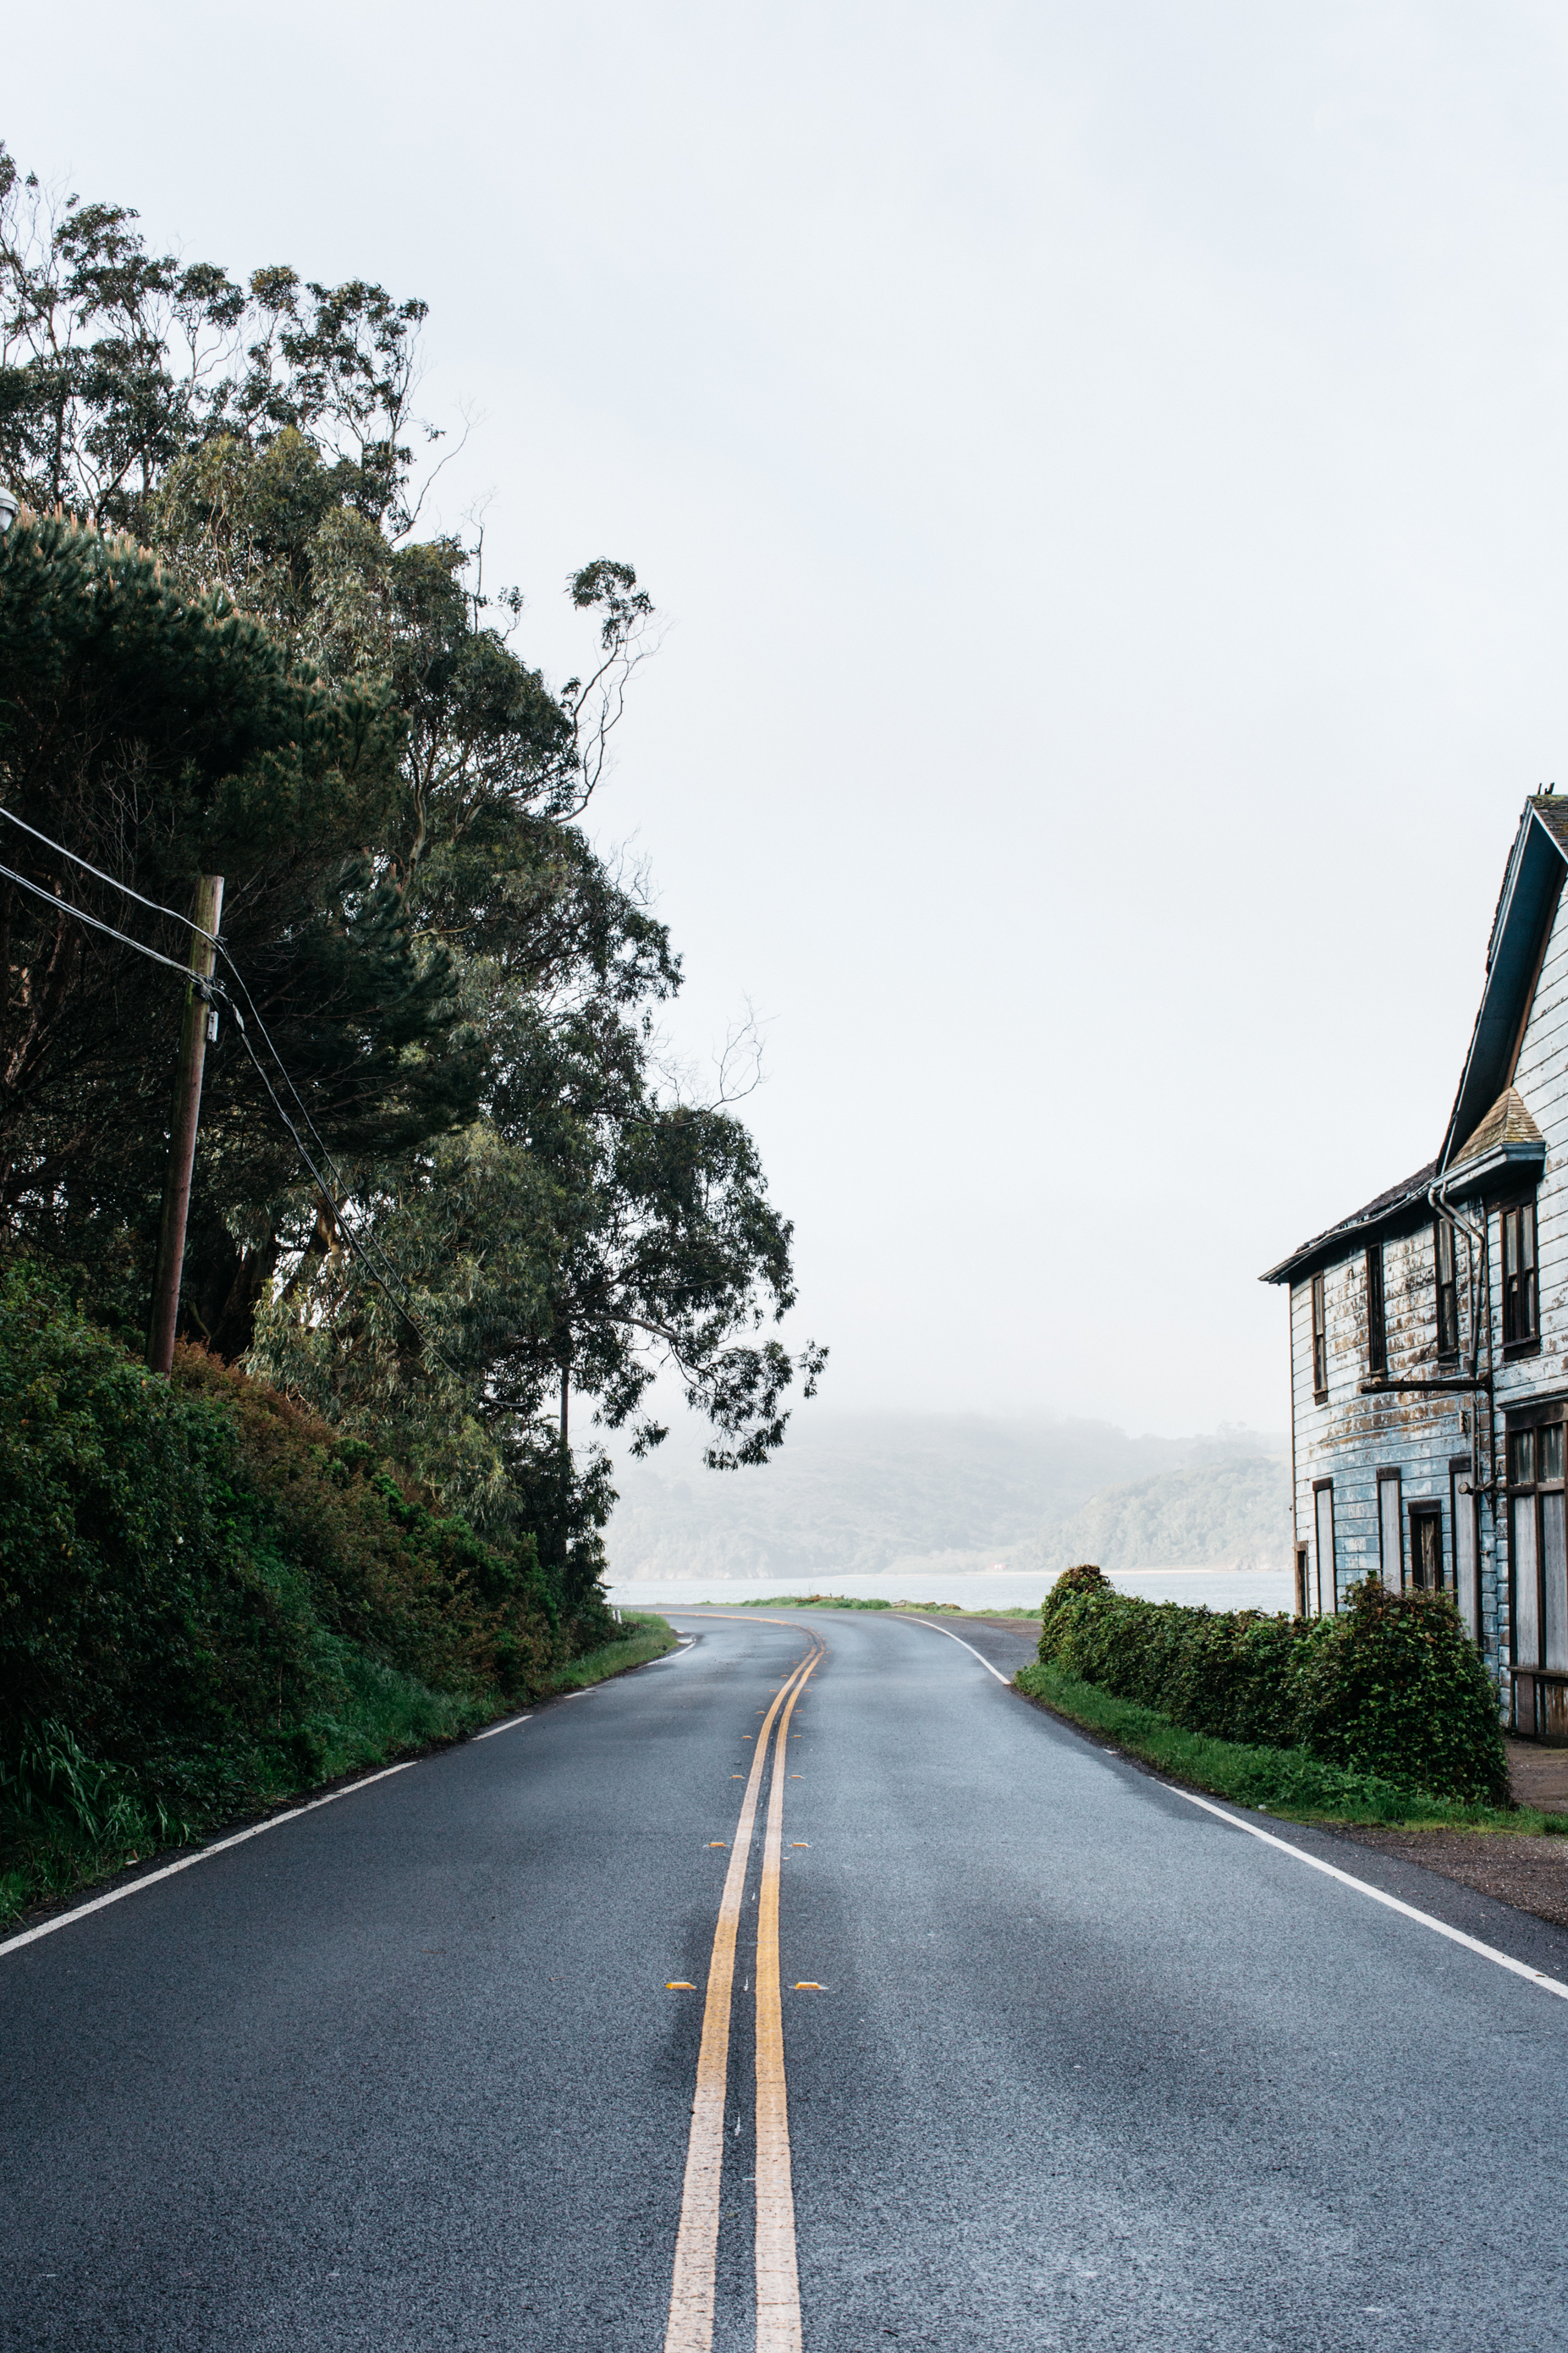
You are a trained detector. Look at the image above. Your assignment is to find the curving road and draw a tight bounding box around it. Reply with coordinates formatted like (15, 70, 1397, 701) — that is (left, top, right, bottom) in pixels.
(5, 1606, 1568, 2350)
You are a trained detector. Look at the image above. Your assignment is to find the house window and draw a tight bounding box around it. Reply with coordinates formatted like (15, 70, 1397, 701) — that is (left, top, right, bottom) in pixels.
(1378, 1468, 1402, 1594)
(1366, 1243, 1386, 1375)
(1451, 1456, 1480, 1644)
(1313, 1479, 1335, 1615)
(1408, 1503, 1444, 1593)
(1508, 1408, 1568, 1733)
(1311, 1271, 1328, 1399)
(1503, 1199, 1538, 1347)
(1434, 1219, 1459, 1358)
(1294, 1544, 1310, 1618)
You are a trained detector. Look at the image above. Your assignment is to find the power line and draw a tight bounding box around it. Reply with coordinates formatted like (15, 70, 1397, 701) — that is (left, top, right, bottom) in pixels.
(0, 860, 207, 983)
(0, 802, 422, 1317)
(0, 829, 464, 1382)
(207, 947, 428, 1320)
(226, 1017, 465, 1383)
(0, 805, 218, 943)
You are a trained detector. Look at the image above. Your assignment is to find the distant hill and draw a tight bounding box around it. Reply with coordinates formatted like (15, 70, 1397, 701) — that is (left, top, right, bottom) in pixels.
(1019, 1455, 1290, 1577)
(604, 1411, 1288, 1582)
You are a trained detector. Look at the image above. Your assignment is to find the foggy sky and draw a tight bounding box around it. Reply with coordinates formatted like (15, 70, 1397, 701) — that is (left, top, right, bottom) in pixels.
(14, 3, 1568, 1437)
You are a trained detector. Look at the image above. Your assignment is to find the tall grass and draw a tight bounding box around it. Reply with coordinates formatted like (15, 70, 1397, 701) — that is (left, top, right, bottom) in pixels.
(1, 1616, 677, 1929)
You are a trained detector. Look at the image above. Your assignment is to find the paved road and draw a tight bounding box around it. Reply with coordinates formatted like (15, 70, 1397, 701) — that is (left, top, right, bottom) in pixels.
(6, 1606, 1568, 2350)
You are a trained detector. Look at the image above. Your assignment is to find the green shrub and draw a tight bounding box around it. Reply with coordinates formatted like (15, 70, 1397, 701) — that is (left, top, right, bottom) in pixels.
(170, 1342, 563, 1698)
(0, 1265, 330, 1815)
(1037, 1563, 1508, 1805)
(0, 1264, 567, 1887)
(742, 1593, 893, 1610)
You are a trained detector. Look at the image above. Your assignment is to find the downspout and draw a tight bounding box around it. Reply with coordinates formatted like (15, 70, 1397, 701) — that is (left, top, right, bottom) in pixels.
(1430, 1180, 1500, 1694)
(1290, 1285, 1300, 1614)
(1428, 1179, 1489, 1502)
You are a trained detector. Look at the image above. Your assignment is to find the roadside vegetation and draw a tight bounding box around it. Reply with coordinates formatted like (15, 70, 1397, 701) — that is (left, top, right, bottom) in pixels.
(0, 147, 784, 1923)
(0, 1268, 674, 1923)
(1017, 1562, 1532, 1831)
(738, 1593, 894, 1609)
(1015, 1661, 1565, 1832)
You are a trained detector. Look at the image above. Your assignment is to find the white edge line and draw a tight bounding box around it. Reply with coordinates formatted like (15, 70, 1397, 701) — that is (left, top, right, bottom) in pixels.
(1168, 1783, 1568, 2002)
(0, 1759, 418, 1962)
(2, 1633, 693, 1961)
(905, 1615, 1013, 1684)
(917, 1614, 1568, 2008)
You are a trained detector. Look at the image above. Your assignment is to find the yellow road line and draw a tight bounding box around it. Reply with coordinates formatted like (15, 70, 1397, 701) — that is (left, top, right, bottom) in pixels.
(754, 1647, 820, 2353)
(663, 1637, 823, 2353)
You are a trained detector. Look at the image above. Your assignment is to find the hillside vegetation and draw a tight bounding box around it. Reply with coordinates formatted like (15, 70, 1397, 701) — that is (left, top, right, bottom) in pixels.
(0, 148, 799, 1914)
(1021, 1454, 1290, 1577)
(0, 1268, 672, 1922)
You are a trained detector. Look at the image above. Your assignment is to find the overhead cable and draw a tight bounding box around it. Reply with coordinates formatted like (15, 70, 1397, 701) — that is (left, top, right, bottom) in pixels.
(0, 829, 463, 1383)
(0, 803, 427, 1331)
(227, 1018, 465, 1382)
(0, 805, 219, 943)
(0, 859, 210, 984)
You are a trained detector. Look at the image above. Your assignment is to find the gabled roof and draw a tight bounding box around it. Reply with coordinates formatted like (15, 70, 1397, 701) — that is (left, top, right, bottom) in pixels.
(1263, 792, 1568, 1288)
(1452, 1084, 1543, 1166)
(1260, 1163, 1437, 1287)
(1439, 796, 1568, 1173)
(1442, 1082, 1547, 1201)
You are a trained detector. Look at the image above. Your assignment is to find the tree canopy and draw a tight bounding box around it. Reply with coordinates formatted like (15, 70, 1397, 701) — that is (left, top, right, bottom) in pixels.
(0, 143, 823, 1611)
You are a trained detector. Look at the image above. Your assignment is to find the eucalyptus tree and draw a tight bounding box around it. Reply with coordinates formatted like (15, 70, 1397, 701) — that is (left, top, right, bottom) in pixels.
(0, 141, 824, 1602)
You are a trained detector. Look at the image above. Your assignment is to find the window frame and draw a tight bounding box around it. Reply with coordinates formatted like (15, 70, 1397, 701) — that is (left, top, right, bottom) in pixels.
(1502, 1195, 1540, 1356)
(1434, 1217, 1460, 1361)
(1377, 1466, 1402, 1595)
(1407, 1500, 1445, 1594)
(1312, 1477, 1335, 1617)
(1311, 1270, 1328, 1402)
(1366, 1242, 1387, 1377)
(1505, 1399, 1568, 1735)
(1450, 1455, 1480, 1645)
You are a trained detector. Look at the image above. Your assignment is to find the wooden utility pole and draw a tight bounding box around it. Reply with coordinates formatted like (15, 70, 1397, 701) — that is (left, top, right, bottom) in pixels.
(146, 874, 224, 1374)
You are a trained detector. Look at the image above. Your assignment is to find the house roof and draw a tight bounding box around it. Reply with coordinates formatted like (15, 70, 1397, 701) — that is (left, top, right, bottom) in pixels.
(1263, 793, 1568, 1287)
(1439, 796, 1568, 1171)
(1259, 1162, 1438, 1287)
(1451, 1084, 1543, 1166)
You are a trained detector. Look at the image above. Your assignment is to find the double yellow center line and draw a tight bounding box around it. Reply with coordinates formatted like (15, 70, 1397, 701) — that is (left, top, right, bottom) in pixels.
(663, 1633, 823, 2353)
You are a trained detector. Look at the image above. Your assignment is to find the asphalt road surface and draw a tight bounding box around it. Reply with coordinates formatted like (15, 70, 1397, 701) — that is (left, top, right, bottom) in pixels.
(6, 1606, 1568, 2352)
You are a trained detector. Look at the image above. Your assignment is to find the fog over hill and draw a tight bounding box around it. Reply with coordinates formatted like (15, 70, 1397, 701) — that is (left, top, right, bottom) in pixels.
(605, 1413, 1290, 1584)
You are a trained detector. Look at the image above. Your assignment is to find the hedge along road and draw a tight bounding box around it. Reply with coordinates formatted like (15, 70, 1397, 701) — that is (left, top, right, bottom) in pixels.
(7, 1616, 1568, 2350)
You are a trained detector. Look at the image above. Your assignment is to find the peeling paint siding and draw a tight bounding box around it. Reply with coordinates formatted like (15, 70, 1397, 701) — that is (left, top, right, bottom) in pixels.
(1291, 1227, 1466, 1619)
(1487, 883, 1568, 1683)
(1288, 879, 1568, 1683)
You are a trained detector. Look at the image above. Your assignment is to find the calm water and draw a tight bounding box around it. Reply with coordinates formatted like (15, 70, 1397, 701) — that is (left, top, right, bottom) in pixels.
(608, 1566, 1294, 1617)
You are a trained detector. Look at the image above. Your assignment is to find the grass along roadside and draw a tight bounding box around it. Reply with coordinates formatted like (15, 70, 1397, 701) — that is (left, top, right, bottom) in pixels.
(729, 1595, 1047, 1617)
(1015, 1658, 1568, 1836)
(0, 1613, 677, 1930)
(541, 1612, 679, 1689)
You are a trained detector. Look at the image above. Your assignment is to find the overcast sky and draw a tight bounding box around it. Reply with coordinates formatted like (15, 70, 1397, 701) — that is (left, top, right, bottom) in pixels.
(14, 3, 1568, 1439)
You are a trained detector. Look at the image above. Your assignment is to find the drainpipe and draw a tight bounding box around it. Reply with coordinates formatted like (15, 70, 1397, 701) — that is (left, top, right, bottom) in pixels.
(1429, 1178, 1501, 1695)
(1428, 1180, 1489, 1499)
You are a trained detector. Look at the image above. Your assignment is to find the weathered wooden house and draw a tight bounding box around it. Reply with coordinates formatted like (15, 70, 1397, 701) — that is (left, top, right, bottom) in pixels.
(1264, 793, 1568, 1737)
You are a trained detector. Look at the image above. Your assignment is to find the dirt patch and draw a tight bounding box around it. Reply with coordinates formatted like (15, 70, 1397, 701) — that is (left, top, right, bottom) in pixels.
(1335, 1825, 1568, 1929)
